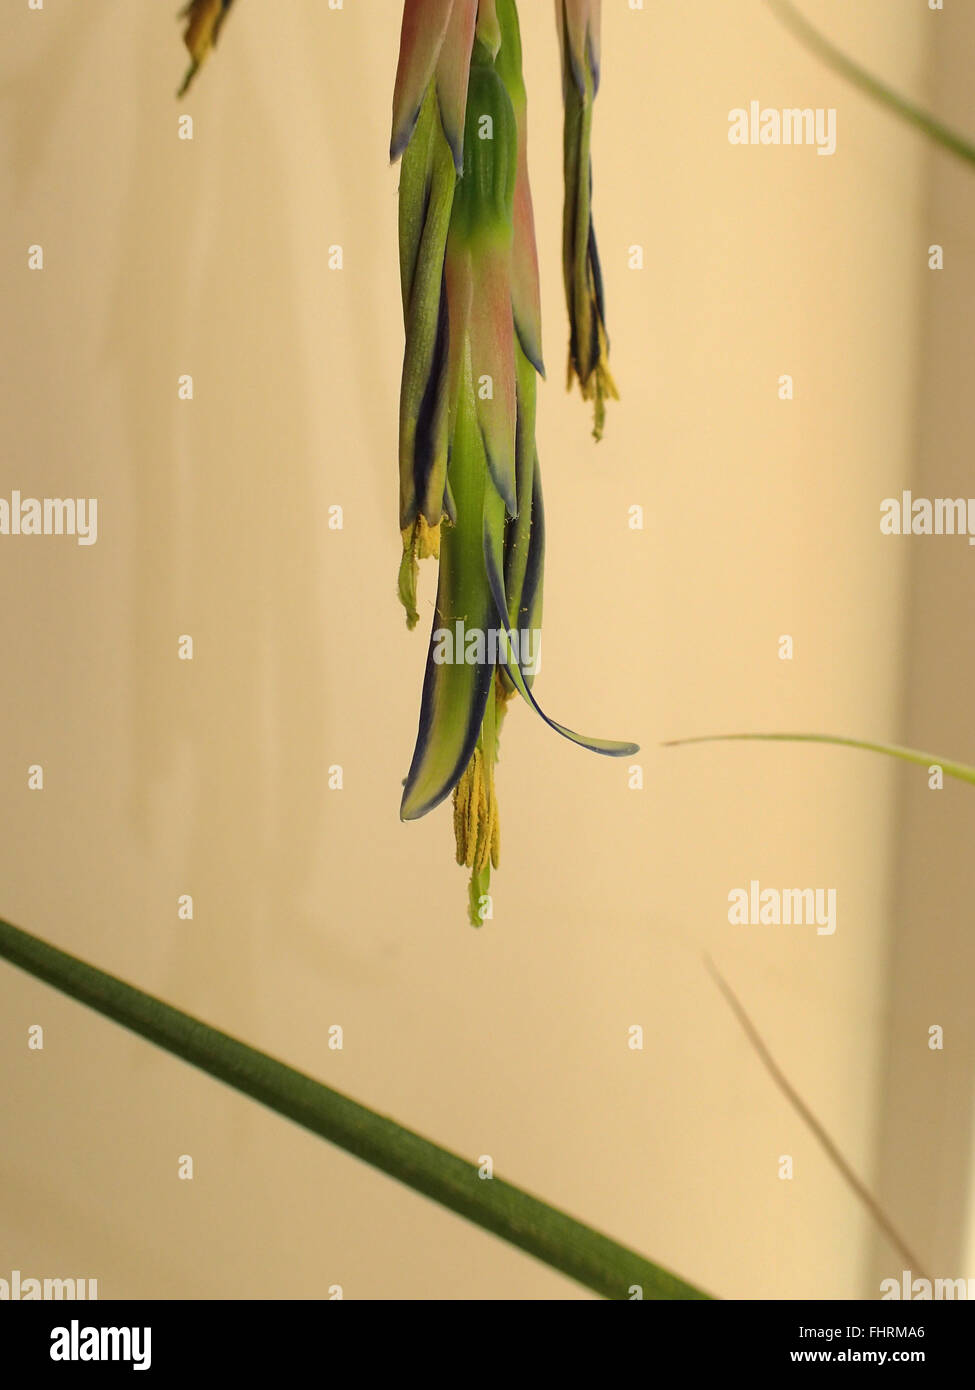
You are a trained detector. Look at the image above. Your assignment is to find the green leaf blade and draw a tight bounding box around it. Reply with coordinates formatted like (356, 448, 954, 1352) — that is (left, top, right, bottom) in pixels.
(0, 914, 709, 1302)
(665, 731, 975, 786)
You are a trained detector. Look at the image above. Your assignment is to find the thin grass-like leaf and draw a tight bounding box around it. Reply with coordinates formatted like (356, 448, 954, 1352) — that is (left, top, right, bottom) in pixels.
(767, 0, 975, 168)
(664, 731, 975, 786)
(707, 958, 930, 1280)
(0, 913, 709, 1301)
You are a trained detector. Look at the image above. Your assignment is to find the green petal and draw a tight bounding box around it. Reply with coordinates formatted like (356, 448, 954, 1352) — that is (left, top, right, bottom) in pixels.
(496, 0, 544, 376)
(451, 58, 518, 238)
(500, 343, 541, 674)
(482, 478, 638, 757)
(401, 347, 496, 821)
(397, 88, 456, 530)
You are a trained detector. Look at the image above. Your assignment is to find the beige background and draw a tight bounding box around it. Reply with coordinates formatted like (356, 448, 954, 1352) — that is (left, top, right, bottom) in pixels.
(1, 0, 972, 1299)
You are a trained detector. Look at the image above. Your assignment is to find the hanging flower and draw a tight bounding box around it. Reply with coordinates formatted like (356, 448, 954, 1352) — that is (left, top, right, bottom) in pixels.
(393, 1, 637, 923)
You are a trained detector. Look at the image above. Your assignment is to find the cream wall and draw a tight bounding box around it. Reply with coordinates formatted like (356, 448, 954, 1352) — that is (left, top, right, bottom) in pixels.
(1, 0, 968, 1299)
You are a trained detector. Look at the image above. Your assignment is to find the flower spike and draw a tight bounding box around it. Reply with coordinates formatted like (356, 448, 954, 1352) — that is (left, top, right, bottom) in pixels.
(556, 0, 617, 438)
(395, 0, 637, 921)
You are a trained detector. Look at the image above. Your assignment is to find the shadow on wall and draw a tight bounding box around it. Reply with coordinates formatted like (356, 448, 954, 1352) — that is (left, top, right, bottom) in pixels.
(869, 3, 975, 1294)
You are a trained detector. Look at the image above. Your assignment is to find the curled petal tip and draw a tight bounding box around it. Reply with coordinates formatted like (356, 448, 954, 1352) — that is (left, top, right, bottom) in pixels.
(482, 507, 640, 758)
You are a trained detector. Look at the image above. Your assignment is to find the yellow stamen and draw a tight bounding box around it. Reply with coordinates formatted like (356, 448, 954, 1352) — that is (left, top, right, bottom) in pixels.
(398, 516, 444, 630)
(452, 739, 501, 878)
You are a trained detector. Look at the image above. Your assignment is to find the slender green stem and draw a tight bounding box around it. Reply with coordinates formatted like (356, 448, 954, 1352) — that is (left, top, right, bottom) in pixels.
(663, 731, 975, 786)
(0, 914, 709, 1301)
(766, 0, 975, 168)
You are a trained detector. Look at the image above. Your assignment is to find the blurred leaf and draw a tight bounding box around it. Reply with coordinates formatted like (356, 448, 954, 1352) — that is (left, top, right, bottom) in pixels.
(707, 959, 929, 1279)
(767, 0, 975, 168)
